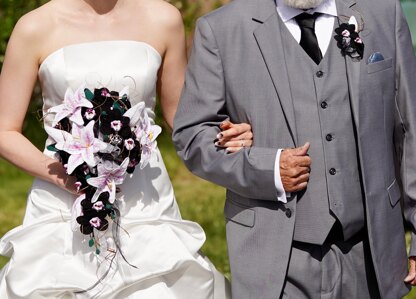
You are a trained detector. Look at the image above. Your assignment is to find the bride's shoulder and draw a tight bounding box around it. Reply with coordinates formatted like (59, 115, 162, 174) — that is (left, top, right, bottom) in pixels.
(7, 2, 55, 64)
(139, 0, 183, 29)
(11, 2, 55, 43)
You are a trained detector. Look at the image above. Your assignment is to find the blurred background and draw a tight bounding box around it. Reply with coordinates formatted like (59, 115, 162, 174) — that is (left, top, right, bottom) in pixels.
(0, 0, 415, 297)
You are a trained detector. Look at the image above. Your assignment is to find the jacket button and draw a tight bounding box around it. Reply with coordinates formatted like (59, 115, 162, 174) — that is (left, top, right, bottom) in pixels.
(326, 134, 333, 141)
(320, 101, 328, 109)
(316, 71, 324, 78)
(329, 168, 337, 175)
(285, 209, 292, 218)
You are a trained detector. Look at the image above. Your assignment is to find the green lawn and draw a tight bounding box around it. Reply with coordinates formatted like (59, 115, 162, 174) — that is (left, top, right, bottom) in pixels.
(1, 129, 416, 298)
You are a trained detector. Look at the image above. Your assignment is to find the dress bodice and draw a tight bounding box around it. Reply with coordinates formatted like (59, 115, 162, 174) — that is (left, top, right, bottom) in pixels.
(39, 40, 162, 129)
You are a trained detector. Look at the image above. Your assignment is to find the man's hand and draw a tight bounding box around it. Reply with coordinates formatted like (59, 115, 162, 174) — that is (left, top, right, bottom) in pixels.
(404, 256, 416, 285)
(280, 142, 311, 193)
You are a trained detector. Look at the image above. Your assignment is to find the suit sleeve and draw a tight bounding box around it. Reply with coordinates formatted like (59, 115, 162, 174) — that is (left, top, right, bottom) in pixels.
(393, 0, 416, 257)
(172, 17, 279, 201)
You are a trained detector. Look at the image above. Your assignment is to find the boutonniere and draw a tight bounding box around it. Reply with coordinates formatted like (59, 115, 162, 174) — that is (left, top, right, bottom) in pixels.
(334, 16, 364, 61)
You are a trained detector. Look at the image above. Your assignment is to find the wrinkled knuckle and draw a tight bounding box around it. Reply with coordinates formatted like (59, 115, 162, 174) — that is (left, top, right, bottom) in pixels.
(289, 169, 297, 177)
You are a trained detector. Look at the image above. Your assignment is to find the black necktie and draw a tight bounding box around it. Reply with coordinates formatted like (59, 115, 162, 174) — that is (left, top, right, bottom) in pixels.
(295, 13, 322, 64)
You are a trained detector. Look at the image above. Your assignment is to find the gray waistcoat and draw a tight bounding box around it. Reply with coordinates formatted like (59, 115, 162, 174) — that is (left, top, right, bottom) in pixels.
(280, 21, 365, 244)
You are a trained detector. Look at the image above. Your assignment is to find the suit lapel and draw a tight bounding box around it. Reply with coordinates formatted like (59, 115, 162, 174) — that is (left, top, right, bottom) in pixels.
(253, 0, 298, 146)
(335, 0, 364, 127)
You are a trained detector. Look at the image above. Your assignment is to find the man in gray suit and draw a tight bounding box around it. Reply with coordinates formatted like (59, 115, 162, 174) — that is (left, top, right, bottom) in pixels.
(173, 0, 416, 297)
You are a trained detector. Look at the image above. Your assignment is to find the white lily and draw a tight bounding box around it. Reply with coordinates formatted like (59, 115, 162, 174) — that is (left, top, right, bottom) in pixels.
(48, 86, 93, 127)
(87, 158, 129, 203)
(46, 121, 111, 174)
(348, 16, 358, 32)
(123, 101, 146, 127)
(135, 112, 162, 169)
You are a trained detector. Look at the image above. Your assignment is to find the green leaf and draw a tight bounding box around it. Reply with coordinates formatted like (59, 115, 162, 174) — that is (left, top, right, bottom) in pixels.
(84, 88, 94, 100)
(113, 102, 123, 113)
(46, 144, 58, 152)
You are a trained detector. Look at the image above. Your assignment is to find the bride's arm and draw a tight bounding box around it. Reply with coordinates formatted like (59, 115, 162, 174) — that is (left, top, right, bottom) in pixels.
(156, 6, 187, 130)
(156, 6, 253, 152)
(0, 14, 76, 193)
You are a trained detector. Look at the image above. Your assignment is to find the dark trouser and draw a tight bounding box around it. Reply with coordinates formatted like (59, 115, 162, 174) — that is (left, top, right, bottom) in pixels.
(281, 228, 380, 299)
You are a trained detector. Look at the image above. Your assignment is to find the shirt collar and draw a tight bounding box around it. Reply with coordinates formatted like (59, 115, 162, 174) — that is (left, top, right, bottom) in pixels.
(276, 0, 337, 22)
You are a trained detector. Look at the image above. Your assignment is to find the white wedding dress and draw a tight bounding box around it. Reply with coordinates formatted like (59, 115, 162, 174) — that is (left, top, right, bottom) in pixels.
(0, 41, 230, 299)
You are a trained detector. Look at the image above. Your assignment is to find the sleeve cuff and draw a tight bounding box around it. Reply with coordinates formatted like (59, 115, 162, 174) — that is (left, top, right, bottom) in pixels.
(275, 149, 289, 203)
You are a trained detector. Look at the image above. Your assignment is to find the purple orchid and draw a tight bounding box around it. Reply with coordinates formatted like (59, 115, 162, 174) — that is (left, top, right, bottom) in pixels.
(92, 201, 105, 211)
(48, 86, 93, 127)
(124, 138, 135, 150)
(87, 158, 129, 203)
(84, 108, 96, 120)
(89, 217, 102, 228)
(110, 120, 122, 132)
(71, 193, 86, 232)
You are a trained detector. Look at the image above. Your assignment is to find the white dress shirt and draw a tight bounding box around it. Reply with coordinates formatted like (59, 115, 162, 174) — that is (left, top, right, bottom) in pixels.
(274, 0, 337, 203)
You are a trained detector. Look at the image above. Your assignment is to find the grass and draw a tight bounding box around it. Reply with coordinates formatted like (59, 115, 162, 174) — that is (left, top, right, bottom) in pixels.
(0, 156, 34, 268)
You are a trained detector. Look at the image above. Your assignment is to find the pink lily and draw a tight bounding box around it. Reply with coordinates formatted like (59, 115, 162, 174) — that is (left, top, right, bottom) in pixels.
(135, 112, 161, 169)
(48, 85, 93, 127)
(46, 121, 111, 174)
(87, 158, 129, 203)
(123, 101, 146, 127)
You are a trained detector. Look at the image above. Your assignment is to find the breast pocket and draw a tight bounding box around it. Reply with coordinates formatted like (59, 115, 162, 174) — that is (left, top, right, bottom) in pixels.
(367, 57, 393, 74)
(224, 198, 255, 228)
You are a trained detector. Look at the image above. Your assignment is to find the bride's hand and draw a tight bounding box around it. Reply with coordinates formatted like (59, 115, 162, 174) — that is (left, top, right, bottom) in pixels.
(62, 175, 81, 195)
(48, 161, 81, 195)
(215, 120, 253, 153)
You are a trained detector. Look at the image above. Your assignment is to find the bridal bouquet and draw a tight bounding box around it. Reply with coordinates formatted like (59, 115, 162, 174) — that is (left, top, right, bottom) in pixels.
(46, 85, 161, 254)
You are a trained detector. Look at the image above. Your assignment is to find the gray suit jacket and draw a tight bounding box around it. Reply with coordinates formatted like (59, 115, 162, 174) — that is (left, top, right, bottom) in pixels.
(173, 0, 416, 297)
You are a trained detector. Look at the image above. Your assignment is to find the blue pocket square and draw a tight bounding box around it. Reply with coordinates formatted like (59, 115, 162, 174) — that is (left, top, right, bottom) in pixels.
(368, 52, 385, 64)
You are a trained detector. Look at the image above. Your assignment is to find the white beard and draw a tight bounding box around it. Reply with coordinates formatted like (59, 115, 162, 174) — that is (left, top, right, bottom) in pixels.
(282, 0, 324, 9)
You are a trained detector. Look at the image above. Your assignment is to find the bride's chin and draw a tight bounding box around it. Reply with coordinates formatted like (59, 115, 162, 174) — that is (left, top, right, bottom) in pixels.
(282, 0, 324, 9)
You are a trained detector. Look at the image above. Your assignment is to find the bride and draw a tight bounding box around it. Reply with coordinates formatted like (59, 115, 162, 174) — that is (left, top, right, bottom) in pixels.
(0, 0, 253, 298)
